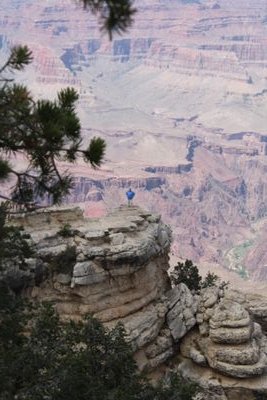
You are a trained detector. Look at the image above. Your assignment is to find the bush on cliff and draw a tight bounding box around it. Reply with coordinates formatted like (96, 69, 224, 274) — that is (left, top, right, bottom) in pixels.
(171, 259, 202, 291)
(201, 271, 220, 289)
(171, 259, 224, 292)
(0, 292, 199, 400)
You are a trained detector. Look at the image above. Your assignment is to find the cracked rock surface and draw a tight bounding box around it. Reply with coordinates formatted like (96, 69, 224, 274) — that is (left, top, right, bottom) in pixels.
(8, 206, 175, 370)
(181, 287, 267, 379)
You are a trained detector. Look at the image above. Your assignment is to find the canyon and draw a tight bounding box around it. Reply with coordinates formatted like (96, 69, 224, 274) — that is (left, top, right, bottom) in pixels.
(1, 0, 267, 285)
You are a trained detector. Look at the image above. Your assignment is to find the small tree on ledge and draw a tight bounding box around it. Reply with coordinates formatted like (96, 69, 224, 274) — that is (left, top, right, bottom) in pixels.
(171, 259, 223, 293)
(171, 259, 202, 292)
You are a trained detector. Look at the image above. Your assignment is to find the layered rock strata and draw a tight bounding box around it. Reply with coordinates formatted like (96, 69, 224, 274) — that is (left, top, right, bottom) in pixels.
(181, 287, 267, 379)
(228, 290, 267, 336)
(7, 206, 194, 370)
(15, 206, 170, 321)
(6, 206, 267, 387)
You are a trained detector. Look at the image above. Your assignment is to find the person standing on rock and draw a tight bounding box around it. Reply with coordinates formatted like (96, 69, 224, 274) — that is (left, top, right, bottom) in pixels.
(126, 188, 135, 206)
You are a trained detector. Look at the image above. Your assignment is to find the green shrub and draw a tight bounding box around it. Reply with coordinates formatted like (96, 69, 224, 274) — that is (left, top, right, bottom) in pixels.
(57, 223, 73, 238)
(0, 205, 34, 270)
(201, 271, 219, 288)
(171, 259, 202, 292)
(171, 259, 226, 293)
(0, 295, 200, 400)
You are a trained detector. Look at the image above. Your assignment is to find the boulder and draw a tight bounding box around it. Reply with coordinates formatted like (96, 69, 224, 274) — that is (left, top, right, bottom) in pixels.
(166, 283, 197, 341)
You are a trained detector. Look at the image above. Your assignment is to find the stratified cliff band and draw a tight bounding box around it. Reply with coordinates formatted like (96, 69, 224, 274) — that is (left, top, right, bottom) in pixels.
(4, 206, 267, 400)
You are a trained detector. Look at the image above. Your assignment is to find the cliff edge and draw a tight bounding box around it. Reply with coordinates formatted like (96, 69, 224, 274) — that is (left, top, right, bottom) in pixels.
(5, 206, 267, 399)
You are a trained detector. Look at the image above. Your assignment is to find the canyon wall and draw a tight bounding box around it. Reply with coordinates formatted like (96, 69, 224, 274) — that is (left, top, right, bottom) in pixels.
(1, 0, 267, 284)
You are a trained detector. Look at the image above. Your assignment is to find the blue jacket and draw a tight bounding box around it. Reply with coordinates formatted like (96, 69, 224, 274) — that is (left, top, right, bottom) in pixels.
(126, 190, 135, 200)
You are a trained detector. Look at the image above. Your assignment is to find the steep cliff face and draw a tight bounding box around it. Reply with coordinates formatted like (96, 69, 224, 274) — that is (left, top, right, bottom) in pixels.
(5, 206, 267, 397)
(9, 206, 176, 370)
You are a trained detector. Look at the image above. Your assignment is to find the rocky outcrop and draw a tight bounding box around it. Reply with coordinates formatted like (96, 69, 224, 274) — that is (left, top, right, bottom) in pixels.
(9, 205, 204, 371)
(13, 207, 169, 322)
(178, 357, 267, 400)
(181, 287, 267, 379)
(166, 283, 198, 342)
(231, 290, 267, 336)
(7, 206, 176, 370)
(4, 205, 267, 396)
(3, 206, 210, 373)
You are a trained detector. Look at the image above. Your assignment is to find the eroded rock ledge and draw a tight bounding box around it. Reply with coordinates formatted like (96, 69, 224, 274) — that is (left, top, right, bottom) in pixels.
(7, 206, 174, 369)
(7, 206, 200, 371)
(5, 206, 267, 396)
(17, 206, 170, 322)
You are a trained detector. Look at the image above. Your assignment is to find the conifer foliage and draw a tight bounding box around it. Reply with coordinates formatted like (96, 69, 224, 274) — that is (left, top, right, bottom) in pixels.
(0, 296, 199, 400)
(81, 0, 136, 38)
(0, 46, 106, 207)
(171, 259, 226, 293)
(171, 259, 202, 292)
(0, 0, 138, 206)
(0, 204, 33, 271)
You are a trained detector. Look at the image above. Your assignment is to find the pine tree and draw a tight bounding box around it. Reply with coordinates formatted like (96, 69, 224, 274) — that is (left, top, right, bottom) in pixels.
(0, 0, 137, 207)
(0, 46, 106, 207)
(171, 259, 202, 292)
(80, 0, 136, 39)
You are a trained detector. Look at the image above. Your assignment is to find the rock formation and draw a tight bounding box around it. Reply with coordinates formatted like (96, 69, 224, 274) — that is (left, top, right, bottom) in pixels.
(179, 287, 267, 399)
(8, 206, 191, 370)
(4, 206, 267, 398)
(4, 206, 202, 371)
(181, 287, 267, 379)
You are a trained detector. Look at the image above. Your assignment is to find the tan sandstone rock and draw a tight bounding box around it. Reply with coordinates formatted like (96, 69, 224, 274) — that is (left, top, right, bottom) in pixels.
(6, 205, 267, 386)
(15, 206, 174, 368)
(181, 292, 267, 380)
